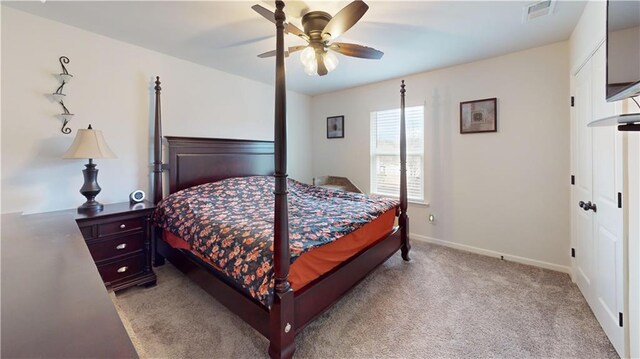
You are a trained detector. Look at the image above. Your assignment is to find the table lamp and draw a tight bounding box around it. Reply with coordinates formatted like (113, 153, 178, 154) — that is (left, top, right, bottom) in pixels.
(63, 124, 116, 213)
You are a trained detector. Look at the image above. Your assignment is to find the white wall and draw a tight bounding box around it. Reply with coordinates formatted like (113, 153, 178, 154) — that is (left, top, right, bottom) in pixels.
(0, 7, 313, 214)
(311, 42, 570, 271)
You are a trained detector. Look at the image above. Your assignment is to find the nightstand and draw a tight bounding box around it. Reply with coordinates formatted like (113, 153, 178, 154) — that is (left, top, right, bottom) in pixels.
(76, 201, 157, 291)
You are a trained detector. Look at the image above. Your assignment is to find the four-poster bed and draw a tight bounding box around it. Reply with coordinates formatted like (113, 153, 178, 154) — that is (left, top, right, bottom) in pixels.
(150, 2, 410, 358)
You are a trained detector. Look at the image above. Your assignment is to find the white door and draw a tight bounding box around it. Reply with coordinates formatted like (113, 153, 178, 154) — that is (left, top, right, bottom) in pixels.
(572, 45, 625, 357)
(573, 58, 594, 302)
(590, 46, 625, 354)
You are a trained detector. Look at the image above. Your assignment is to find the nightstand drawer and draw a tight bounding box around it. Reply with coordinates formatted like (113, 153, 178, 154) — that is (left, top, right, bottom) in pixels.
(87, 232, 144, 263)
(97, 254, 145, 284)
(97, 217, 144, 237)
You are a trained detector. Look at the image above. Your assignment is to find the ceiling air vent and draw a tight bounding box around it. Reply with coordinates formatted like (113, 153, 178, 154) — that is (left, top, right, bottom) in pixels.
(523, 0, 556, 23)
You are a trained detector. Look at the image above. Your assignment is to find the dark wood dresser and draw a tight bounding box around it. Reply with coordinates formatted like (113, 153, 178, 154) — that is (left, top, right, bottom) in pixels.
(1, 209, 139, 358)
(76, 201, 157, 291)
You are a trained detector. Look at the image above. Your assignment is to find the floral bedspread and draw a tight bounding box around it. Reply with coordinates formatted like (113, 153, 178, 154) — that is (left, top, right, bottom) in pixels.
(153, 176, 398, 306)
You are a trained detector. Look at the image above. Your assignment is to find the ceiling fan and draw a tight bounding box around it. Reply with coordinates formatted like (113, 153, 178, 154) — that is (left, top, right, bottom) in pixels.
(252, 0, 384, 76)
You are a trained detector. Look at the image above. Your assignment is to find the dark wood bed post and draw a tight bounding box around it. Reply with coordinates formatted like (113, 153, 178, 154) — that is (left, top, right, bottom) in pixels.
(399, 80, 411, 261)
(153, 76, 165, 266)
(153, 76, 163, 206)
(269, 1, 295, 358)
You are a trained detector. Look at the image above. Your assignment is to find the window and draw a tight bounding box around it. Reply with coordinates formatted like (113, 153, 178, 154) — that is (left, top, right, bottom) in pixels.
(370, 106, 424, 202)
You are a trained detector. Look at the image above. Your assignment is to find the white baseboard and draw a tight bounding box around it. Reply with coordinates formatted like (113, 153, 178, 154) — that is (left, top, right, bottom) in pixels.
(411, 233, 572, 274)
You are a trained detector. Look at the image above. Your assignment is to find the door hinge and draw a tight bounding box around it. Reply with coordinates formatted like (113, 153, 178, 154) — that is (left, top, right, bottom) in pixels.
(571, 96, 575, 107)
(619, 312, 623, 327)
(571, 175, 575, 185)
(571, 248, 576, 258)
(618, 192, 622, 208)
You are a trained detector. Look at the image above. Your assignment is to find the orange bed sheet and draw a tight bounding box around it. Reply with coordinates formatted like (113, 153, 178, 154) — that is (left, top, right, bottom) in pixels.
(163, 208, 396, 291)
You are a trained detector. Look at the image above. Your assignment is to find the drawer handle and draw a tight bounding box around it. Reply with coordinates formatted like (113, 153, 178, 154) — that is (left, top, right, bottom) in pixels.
(119, 224, 126, 229)
(116, 243, 127, 250)
(117, 266, 128, 273)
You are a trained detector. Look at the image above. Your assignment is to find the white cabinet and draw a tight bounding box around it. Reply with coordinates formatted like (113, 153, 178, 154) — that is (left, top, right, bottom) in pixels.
(571, 44, 625, 357)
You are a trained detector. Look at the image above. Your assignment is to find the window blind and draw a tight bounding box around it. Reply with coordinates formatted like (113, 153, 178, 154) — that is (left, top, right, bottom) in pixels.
(370, 106, 424, 202)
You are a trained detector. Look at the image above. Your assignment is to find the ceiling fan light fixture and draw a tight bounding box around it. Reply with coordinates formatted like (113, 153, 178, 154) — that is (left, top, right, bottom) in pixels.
(252, 1, 382, 76)
(304, 60, 318, 76)
(300, 47, 316, 67)
(324, 51, 339, 73)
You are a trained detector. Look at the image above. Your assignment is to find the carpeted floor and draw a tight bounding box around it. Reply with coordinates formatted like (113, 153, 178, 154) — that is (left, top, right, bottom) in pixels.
(113, 241, 618, 358)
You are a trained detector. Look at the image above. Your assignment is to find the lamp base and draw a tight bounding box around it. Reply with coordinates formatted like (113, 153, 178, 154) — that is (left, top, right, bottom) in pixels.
(78, 159, 104, 214)
(77, 200, 104, 214)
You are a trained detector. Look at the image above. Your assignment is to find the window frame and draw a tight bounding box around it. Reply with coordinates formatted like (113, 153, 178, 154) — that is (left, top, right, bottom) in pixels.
(369, 105, 425, 203)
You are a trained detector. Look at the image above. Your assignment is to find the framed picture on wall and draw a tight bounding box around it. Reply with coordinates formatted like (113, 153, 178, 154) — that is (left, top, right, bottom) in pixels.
(460, 98, 497, 134)
(327, 115, 345, 139)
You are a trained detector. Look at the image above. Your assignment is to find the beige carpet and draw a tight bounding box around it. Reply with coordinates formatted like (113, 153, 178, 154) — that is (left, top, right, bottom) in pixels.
(113, 241, 618, 358)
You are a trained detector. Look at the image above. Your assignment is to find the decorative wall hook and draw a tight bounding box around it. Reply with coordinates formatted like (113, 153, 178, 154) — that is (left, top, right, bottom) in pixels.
(59, 56, 71, 76)
(59, 101, 73, 134)
(52, 56, 74, 134)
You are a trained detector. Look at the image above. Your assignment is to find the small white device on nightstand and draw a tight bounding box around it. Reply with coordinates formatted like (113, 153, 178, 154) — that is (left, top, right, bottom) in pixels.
(129, 190, 146, 204)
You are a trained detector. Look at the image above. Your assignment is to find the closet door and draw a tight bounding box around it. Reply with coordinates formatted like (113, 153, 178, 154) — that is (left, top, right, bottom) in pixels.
(590, 45, 624, 354)
(573, 58, 594, 302)
(572, 45, 625, 357)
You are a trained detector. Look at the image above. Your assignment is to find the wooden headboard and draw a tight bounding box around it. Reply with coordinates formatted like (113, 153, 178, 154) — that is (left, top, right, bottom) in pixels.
(165, 136, 275, 194)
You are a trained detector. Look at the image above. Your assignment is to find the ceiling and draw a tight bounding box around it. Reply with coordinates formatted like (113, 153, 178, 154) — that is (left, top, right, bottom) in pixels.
(4, 1, 587, 96)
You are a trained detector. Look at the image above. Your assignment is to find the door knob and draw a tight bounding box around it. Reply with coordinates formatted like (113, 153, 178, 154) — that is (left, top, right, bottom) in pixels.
(579, 200, 597, 212)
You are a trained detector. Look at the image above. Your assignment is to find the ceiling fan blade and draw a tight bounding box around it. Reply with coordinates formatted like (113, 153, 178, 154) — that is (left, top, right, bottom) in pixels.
(329, 42, 383, 59)
(285, 23, 309, 41)
(288, 45, 307, 54)
(322, 0, 369, 40)
(257, 46, 308, 58)
(253, 4, 309, 40)
(317, 55, 329, 76)
(257, 50, 278, 58)
(252, 4, 276, 24)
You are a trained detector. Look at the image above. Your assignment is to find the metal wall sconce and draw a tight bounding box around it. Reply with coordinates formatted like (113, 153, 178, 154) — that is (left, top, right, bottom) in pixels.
(52, 56, 74, 134)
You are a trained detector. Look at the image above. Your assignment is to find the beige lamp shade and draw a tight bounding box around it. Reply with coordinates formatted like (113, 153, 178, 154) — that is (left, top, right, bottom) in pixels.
(63, 126, 117, 159)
